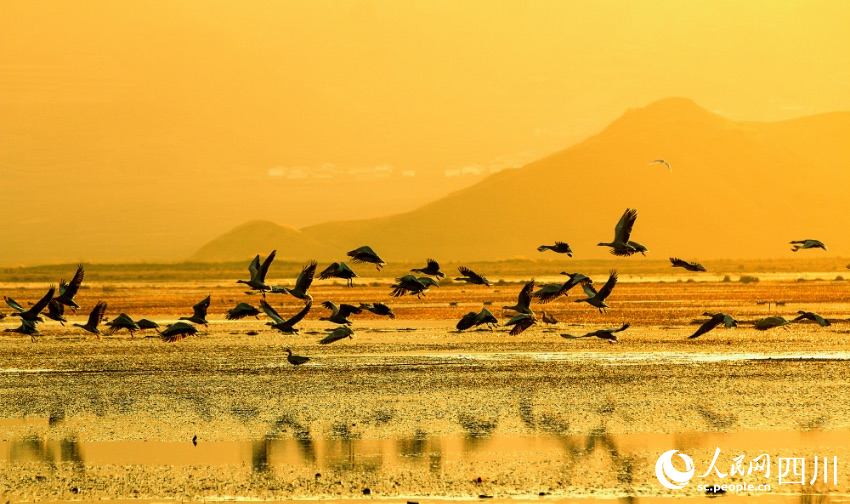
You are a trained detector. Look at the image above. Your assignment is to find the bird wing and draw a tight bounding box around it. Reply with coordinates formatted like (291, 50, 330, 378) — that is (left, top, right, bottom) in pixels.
(260, 300, 285, 324)
(427, 258, 440, 270)
(456, 312, 478, 331)
(670, 257, 686, 268)
(257, 250, 277, 282)
(374, 303, 394, 318)
(47, 299, 65, 318)
(321, 300, 339, 316)
(613, 322, 630, 333)
(517, 279, 535, 309)
(613, 208, 637, 244)
(580, 282, 599, 298)
(457, 266, 486, 284)
(193, 295, 211, 318)
(318, 262, 340, 280)
(226, 303, 255, 320)
(532, 284, 560, 303)
(688, 315, 723, 339)
(87, 301, 107, 328)
(338, 304, 362, 318)
(722, 315, 738, 328)
(5, 297, 25, 313)
(29, 285, 56, 316)
(295, 260, 318, 292)
(510, 318, 533, 336)
(247, 255, 260, 281)
(595, 271, 618, 300)
(319, 327, 352, 344)
(812, 313, 830, 326)
(560, 333, 591, 339)
(285, 300, 312, 326)
(61, 264, 86, 297)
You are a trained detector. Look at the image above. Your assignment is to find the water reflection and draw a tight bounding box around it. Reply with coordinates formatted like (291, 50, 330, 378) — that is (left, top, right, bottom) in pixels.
(7, 435, 84, 469)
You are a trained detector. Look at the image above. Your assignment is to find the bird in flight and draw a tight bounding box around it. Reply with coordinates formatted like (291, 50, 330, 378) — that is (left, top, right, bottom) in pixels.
(347, 246, 386, 271)
(537, 242, 573, 256)
(790, 240, 827, 252)
(792, 311, 831, 327)
(670, 258, 707, 272)
(410, 258, 445, 278)
(688, 312, 737, 339)
(455, 266, 491, 286)
(598, 208, 645, 257)
(237, 250, 276, 297)
(261, 300, 311, 334)
(574, 270, 618, 313)
(561, 322, 630, 343)
(648, 159, 672, 172)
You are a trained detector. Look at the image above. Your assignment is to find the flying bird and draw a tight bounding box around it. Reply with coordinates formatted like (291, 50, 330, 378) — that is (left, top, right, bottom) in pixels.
(456, 308, 499, 331)
(179, 295, 211, 326)
(417, 276, 440, 289)
(359, 303, 396, 319)
(226, 302, 261, 320)
(319, 325, 355, 345)
(285, 348, 310, 366)
(574, 270, 618, 313)
(261, 300, 311, 334)
(347, 246, 386, 271)
(561, 322, 630, 343)
(237, 250, 276, 296)
(44, 300, 67, 325)
(4, 319, 39, 342)
(503, 279, 535, 315)
(688, 312, 738, 339)
(504, 313, 537, 336)
(160, 321, 200, 343)
(286, 261, 318, 303)
(320, 301, 362, 325)
(54, 264, 85, 310)
(532, 272, 591, 304)
(670, 258, 707, 272)
(390, 274, 430, 298)
(597, 208, 643, 257)
(5, 285, 55, 323)
(73, 301, 108, 339)
(455, 266, 491, 286)
(411, 259, 445, 278)
(648, 159, 672, 172)
(137, 319, 161, 332)
(792, 311, 831, 327)
(106, 313, 141, 337)
(318, 262, 359, 287)
(754, 316, 791, 331)
(790, 240, 827, 252)
(537, 242, 573, 256)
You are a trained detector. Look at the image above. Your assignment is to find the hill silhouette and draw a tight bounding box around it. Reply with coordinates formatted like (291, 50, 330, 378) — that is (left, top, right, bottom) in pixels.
(195, 98, 850, 262)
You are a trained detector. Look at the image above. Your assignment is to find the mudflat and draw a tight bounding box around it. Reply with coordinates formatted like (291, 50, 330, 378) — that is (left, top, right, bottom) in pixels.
(1, 265, 849, 501)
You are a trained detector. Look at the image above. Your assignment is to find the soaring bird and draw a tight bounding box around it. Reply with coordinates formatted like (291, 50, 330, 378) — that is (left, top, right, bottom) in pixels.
(754, 316, 791, 331)
(347, 246, 386, 271)
(160, 322, 199, 343)
(54, 264, 85, 310)
(237, 250, 276, 296)
(106, 313, 141, 337)
(537, 242, 573, 256)
(670, 258, 707, 272)
(561, 322, 630, 343)
(574, 270, 618, 313)
(74, 301, 107, 339)
(359, 303, 396, 319)
(319, 326, 355, 345)
(44, 299, 67, 325)
(320, 301, 362, 325)
(4, 319, 39, 342)
(688, 312, 738, 339)
(318, 262, 359, 287)
(456, 308, 498, 331)
(179, 295, 211, 326)
(226, 302, 261, 320)
(503, 279, 534, 315)
(541, 311, 558, 325)
(792, 311, 831, 327)
(285, 261, 318, 303)
(261, 300, 311, 334)
(455, 266, 491, 286)
(532, 272, 591, 304)
(790, 240, 827, 252)
(504, 313, 537, 336)
(137, 319, 160, 332)
(598, 208, 642, 257)
(5, 285, 55, 323)
(390, 274, 430, 298)
(411, 259, 445, 278)
(285, 348, 310, 366)
(648, 159, 672, 172)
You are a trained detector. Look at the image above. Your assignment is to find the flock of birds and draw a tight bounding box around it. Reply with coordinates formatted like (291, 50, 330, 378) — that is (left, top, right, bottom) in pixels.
(2, 208, 846, 365)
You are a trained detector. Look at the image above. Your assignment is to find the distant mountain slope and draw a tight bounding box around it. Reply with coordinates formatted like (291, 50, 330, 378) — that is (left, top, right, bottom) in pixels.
(195, 98, 850, 262)
(191, 220, 337, 262)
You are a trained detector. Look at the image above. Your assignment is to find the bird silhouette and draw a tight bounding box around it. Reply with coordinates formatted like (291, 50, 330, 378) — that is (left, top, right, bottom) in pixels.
(532, 272, 591, 303)
(574, 270, 618, 313)
(754, 316, 791, 330)
(503, 279, 534, 315)
(688, 312, 738, 339)
(320, 301, 362, 325)
(347, 246, 386, 271)
(237, 250, 276, 296)
(455, 266, 491, 286)
(648, 159, 672, 172)
(4, 319, 39, 342)
(390, 275, 430, 298)
(792, 311, 831, 327)
(541, 311, 558, 325)
(790, 240, 827, 252)
(179, 295, 211, 326)
(106, 313, 141, 337)
(285, 348, 310, 366)
(504, 313, 537, 336)
(261, 300, 311, 334)
(598, 208, 643, 257)
(561, 322, 630, 343)
(226, 302, 261, 320)
(44, 299, 67, 325)
(74, 301, 108, 339)
(537, 242, 573, 256)
(319, 326, 355, 345)
(5, 285, 55, 323)
(54, 264, 85, 310)
(285, 261, 318, 303)
(670, 258, 707, 272)
(318, 262, 359, 287)
(160, 322, 199, 343)
(359, 303, 396, 319)
(411, 259, 445, 278)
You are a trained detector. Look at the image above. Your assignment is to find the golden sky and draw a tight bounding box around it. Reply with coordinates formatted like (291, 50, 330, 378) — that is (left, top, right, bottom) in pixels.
(1, 1, 849, 262)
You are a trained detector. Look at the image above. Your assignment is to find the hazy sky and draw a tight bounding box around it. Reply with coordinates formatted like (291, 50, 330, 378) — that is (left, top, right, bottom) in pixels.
(1, 1, 849, 262)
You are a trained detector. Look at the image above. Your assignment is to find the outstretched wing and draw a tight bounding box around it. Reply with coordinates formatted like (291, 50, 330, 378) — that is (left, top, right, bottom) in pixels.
(688, 315, 722, 339)
(613, 322, 630, 333)
(580, 282, 599, 298)
(285, 301, 312, 326)
(613, 208, 637, 245)
(560, 333, 591, 339)
(517, 279, 535, 310)
(29, 285, 56, 316)
(247, 254, 260, 280)
(318, 262, 340, 280)
(193, 295, 211, 318)
(670, 257, 687, 268)
(260, 300, 285, 324)
(337, 304, 362, 318)
(457, 266, 486, 284)
(257, 250, 277, 282)
(87, 301, 107, 328)
(61, 264, 85, 297)
(5, 297, 25, 313)
(595, 271, 618, 300)
(295, 260, 318, 292)
(321, 300, 339, 316)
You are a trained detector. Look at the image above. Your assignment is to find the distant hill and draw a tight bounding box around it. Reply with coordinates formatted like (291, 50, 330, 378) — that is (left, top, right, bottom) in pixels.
(194, 98, 850, 262)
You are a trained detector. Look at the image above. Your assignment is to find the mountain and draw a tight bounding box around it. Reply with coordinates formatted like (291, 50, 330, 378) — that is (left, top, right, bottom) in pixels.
(195, 98, 850, 262)
(191, 221, 337, 262)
